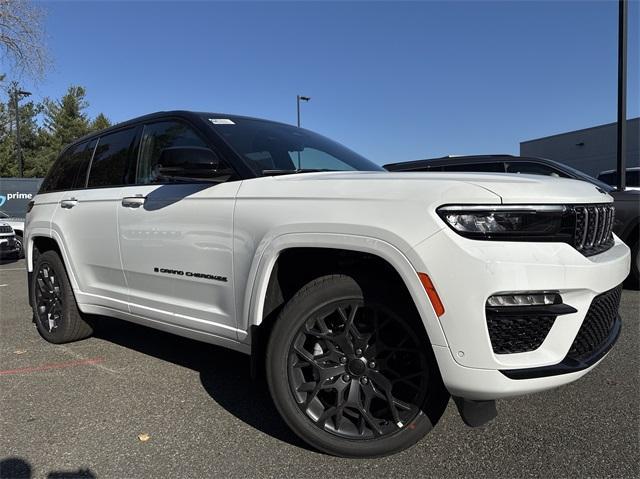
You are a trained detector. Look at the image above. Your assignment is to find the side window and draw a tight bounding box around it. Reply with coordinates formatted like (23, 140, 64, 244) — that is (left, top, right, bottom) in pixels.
(40, 140, 93, 193)
(136, 121, 210, 184)
(71, 139, 97, 189)
(441, 162, 505, 173)
(506, 162, 570, 178)
(87, 128, 137, 188)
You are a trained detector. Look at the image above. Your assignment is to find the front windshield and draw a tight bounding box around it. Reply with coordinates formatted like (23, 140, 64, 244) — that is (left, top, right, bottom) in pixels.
(205, 116, 383, 175)
(0, 211, 8, 219)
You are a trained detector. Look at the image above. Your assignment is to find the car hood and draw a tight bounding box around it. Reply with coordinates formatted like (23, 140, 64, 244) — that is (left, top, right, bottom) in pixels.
(266, 171, 612, 204)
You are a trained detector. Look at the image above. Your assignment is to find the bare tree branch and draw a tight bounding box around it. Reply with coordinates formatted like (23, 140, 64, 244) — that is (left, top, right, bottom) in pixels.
(0, 0, 49, 80)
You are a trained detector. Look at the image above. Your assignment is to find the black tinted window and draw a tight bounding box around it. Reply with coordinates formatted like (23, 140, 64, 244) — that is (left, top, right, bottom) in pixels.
(71, 139, 97, 188)
(441, 162, 505, 173)
(136, 121, 209, 184)
(87, 128, 137, 188)
(40, 140, 94, 193)
(507, 162, 569, 178)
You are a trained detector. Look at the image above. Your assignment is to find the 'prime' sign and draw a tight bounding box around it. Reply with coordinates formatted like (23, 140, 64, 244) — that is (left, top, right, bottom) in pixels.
(0, 178, 44, 217)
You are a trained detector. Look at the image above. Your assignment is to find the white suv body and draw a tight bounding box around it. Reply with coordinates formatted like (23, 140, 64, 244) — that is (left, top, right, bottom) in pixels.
(25, 111, 630, 457)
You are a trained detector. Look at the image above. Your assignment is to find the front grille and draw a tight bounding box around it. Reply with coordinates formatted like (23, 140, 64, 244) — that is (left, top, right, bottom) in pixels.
(568, 286, 622, 360)
(487, 314, 556, 354)
(572, 204, 615, 256)
(0, 225, 12, 234)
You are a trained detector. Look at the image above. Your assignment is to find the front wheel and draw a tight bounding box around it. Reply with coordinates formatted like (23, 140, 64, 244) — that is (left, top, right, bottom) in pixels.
(266, 274, 449, 458)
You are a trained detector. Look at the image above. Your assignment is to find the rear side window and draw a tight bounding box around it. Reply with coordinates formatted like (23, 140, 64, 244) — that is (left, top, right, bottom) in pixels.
(40, 140, 94, 193)
(87, 128, 137, 188)
(71, 139, 97, 189)
(440, 162, 505, 173)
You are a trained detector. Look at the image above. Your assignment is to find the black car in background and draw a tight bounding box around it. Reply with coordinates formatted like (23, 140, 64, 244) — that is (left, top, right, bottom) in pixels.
(385, 155, 639, 288)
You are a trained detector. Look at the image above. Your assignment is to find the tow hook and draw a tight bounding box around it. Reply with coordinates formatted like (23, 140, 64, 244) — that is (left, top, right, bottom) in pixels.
(453, 396, 497, 427)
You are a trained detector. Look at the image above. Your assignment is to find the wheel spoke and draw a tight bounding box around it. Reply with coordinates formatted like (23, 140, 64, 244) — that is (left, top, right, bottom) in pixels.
(36, 278, 52, 298)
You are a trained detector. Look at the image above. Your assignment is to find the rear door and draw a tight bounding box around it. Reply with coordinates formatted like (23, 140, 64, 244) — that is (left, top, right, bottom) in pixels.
(51, 127, 139, 310)
(117, 119, 241, 339)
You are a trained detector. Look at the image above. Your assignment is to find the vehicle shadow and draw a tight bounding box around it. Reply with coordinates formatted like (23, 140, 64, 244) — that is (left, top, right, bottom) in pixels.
(90, 317, 309, 450)
(0, 257, 19, 265)
(0, 457, 96, 479)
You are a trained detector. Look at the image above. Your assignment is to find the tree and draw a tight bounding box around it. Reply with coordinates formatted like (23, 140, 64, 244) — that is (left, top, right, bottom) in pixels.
(0, 85, 112, 177)
(0, 0, 49, 80)
(90, 112, 111, 132)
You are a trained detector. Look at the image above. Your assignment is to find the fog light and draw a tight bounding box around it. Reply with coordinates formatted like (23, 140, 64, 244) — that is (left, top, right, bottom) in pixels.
(487, 292, 561, 307)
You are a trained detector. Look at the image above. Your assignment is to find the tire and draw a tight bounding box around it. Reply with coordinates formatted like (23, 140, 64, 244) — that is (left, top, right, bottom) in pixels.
(14, 234, 24, 259)
(266, 274, 449, 458)
(30, 250, 93, 343)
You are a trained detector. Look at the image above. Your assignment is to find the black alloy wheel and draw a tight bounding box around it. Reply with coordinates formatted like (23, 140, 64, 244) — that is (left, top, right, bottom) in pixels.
(34, 261, 63, 334)
(288, 299, 428, 439)
(267, 274, 449, 458)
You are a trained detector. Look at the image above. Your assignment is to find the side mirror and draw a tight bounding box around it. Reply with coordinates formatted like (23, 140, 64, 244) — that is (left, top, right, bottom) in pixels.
(157, 147, 230, 182)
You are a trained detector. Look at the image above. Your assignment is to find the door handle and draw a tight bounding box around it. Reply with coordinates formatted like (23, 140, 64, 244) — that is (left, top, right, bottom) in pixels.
(60, 198, 78, 209)
(121, 196, 146, 208)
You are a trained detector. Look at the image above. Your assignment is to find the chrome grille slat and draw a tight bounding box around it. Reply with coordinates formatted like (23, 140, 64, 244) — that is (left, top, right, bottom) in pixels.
(588, 206, 598, 247)
(580, 207, 589, 249)
(574, 203, 614, 257)
(595, 207, 606, 245)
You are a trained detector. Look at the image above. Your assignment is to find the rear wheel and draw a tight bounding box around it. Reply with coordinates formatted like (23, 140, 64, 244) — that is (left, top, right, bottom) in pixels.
(31, 250, 93, 343)
(266, 274, 449, 457)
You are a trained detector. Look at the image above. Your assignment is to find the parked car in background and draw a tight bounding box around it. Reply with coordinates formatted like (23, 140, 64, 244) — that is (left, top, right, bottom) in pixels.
(0, 221, 20, 259)
(0, 211, 25, 258)
(597, 167, 640, 191)
(385, 155, 639, 288)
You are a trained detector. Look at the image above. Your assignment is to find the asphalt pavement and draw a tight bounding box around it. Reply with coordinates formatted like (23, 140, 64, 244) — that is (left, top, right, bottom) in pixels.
(1, 258, 638, 478)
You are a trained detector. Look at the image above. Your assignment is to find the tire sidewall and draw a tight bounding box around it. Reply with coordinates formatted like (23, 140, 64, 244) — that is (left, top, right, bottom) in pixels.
(266, 274, 448, 458)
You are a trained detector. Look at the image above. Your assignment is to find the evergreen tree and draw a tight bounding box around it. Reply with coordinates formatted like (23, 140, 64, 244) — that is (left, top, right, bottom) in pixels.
(0, 84, 111, 177)
(90, 112, 111, 132)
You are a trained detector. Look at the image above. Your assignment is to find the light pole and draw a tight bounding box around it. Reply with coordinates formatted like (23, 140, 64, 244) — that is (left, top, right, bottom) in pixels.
(296, 95, 310, 128)
(11, 82, 32, 178)
(616, 0, 628, 191)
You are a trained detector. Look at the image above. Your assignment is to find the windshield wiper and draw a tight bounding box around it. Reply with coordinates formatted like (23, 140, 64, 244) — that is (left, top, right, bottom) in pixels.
(262, 169, 336, 176)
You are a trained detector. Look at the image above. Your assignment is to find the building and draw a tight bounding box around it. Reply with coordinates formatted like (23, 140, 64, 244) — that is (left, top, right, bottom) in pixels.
(520, 118, 639, 177)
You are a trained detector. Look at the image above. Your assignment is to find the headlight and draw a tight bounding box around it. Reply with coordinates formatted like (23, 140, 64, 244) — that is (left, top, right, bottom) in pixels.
(437, 205, 575, 241)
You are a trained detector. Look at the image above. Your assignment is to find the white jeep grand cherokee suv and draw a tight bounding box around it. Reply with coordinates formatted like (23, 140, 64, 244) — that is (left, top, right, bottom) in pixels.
(25, 111, 630, 457)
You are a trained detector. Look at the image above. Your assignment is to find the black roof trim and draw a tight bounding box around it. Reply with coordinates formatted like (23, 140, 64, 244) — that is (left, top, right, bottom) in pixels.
(69, 110, 298, 147)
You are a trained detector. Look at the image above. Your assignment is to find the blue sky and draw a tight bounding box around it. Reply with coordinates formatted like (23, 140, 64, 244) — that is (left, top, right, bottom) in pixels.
(8, 0, 640, 165)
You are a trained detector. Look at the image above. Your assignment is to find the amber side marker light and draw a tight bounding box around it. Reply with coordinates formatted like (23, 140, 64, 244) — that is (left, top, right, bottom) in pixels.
(418, 273, 445, 317)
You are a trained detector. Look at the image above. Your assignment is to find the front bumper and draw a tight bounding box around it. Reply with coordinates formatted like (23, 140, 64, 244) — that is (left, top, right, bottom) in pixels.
(410, 228, 630, 399)
(0, 236, 19, 257)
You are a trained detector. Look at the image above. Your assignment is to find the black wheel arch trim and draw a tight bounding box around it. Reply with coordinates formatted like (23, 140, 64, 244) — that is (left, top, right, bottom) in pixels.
(499, 314, 621, 380)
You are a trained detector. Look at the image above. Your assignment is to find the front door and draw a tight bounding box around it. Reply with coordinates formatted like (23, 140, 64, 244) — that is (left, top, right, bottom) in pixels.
(117, 120, 240, 339)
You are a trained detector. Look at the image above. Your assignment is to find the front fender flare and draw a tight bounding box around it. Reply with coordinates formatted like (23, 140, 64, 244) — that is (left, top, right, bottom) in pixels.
(240, 232, 448, 347)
